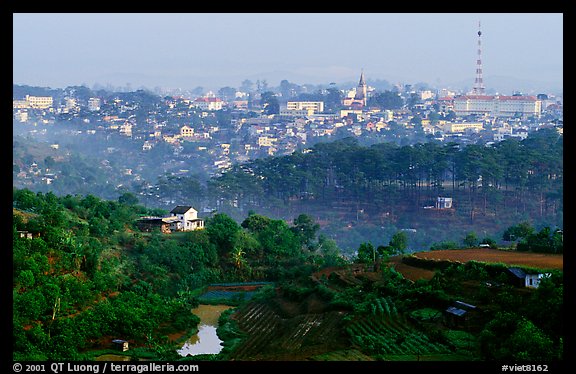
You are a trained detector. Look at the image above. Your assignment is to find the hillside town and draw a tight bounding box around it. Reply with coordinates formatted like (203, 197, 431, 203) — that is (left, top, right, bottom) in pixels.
(12, 73, 563, 197)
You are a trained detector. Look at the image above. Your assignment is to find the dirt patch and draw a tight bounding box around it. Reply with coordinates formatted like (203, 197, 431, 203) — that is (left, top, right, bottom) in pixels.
(387, 255, 436, 282)
(166, 331, 187, 342)
(392, 262, 436, 282)
(411, 248, 563, 270)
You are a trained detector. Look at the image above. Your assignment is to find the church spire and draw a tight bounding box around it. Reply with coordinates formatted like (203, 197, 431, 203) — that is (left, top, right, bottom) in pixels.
(358, 69, 366, 86)
(354, 69, 367, 106)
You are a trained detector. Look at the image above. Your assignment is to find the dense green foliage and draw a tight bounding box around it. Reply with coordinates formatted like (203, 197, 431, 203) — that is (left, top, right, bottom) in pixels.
(12, 188, 563, 361)
(261, 256, 563, 361)
(12, 188, 341, 360)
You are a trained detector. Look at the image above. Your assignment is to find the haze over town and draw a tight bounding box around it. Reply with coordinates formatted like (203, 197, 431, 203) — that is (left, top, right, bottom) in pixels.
(13, 13, 563, 94)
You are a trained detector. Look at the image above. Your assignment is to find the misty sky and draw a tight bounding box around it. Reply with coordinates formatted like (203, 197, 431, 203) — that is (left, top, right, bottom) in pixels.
(13, 13, 563, 94)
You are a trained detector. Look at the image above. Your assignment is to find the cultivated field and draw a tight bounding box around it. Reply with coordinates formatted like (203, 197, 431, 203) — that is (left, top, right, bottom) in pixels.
(388, 260, 436, 282)
(228, 301, 348, 360)
(411, 248, 563, 270)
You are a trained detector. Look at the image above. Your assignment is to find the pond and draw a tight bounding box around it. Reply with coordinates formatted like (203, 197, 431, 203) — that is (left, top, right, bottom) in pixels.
(177, 304, 233, 357)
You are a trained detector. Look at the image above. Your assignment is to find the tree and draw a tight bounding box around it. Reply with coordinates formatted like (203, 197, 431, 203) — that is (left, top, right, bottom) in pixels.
(261, 91, 279, 115)
(507, 319, 555, 361)
(480, 312, 556, 360)
(463, 231, 479, 247)
(118, 192, 139, 206)
(44, 156, 56, 169)
(217, 86, 237, 101)
(316, 234, 344, 267)
(240, 79, 254, 92)
(517, 226, 563, 254)
(279, 79, 298, 100)
(503, 222, 534, 241)
(291, 214, 320, 250)
(241, 214, 272, 233)
(367, 90, 403, 109)
(357, 242, 377, 264)
(325, 87, 344, 112)
(205, 213, 241, 256)
(231, 247, 247, 270)
(389, 231, 408, 254)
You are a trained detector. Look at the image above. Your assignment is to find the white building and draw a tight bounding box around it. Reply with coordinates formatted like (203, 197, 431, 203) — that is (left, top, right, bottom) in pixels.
(88, 98, 101, 111)
(442, 122, 484, 133)
(193, 97, 224, 111)
(286, 101, 324, 113)
(180, 125, 194, 138)
(26, 95, 53, 109)
(168, 206, 204, 231)
(453, 95, 541, 118)
(13, 95, 53, 109)
(436, 197, 453, 209)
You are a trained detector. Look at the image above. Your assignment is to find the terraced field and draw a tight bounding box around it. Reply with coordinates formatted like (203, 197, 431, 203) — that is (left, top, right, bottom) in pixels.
(228, 301, 348, 360)
(347, 315, 451, 357)
(344, 296, 454, 359)
(224, 294, 462, 361)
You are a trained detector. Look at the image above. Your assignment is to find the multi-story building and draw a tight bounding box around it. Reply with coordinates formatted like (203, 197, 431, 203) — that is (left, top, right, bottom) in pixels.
(25, 95, 53, 109)
(436, 97, 455, 113)
(13, 95, 53, 109)
(180, 125, 194, 138)
(442, 122, 484, 133)
(193, 97, 224, 111)
(257, 136, 277, 147)
(12, 99, 29, 109)
(88, 97, 101, 111)
(14, 110, 28, 122)
(453, 95, 541, 118)
(279, 109, 314, 118)
(286, 101, 324, 113)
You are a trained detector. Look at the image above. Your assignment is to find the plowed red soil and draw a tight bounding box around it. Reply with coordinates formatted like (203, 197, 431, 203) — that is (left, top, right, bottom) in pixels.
(388, 260, 436, 282)
(411, 248, 563, 270)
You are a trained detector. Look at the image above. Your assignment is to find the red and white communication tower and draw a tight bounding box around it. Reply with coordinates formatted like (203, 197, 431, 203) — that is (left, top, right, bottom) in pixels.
(471, 20, 486, 95)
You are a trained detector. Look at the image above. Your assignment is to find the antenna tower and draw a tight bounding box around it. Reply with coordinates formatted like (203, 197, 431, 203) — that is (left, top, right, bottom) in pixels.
(472, 21, 485, 95)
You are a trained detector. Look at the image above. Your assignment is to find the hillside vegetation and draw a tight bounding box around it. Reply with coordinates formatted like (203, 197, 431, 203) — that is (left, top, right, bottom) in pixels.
(12, 188, 563, 361)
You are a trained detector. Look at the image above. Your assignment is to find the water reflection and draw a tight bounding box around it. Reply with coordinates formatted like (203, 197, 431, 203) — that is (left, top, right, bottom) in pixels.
(178, 304, 233, 357)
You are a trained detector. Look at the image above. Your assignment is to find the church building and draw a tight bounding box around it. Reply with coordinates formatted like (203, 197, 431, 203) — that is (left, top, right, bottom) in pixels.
(342, 70, 368, 108)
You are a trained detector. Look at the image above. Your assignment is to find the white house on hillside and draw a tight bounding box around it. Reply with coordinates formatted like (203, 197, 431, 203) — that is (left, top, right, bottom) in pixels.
(168, 205, 204, 231)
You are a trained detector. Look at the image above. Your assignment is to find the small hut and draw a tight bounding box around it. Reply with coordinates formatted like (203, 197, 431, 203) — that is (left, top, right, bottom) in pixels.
(112, 339, 129, 351)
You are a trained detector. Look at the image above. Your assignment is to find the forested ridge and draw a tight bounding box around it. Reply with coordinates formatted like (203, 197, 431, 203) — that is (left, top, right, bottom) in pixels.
(211, 128, 562, 220)
(207, 128, 562, 252)
(14, 127, 562, 253)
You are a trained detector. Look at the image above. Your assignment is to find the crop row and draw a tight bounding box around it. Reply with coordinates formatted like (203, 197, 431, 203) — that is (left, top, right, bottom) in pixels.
(277, 311, 345, 351)
(347, 315, 450, 356)
(371, 297, 398, 317)
(230, 302, 283, 359)
(229, 303, 347, 359)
